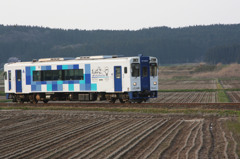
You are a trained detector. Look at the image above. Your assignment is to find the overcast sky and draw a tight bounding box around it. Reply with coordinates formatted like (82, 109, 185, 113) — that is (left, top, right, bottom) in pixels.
(1, 0, 240, 30)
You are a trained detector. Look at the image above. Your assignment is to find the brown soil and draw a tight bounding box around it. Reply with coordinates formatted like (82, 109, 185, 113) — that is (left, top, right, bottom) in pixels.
(0, 110, 239, 159)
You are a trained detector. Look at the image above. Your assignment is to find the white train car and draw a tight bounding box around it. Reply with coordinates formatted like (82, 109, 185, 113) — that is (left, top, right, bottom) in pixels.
(3, 55, 158, 103)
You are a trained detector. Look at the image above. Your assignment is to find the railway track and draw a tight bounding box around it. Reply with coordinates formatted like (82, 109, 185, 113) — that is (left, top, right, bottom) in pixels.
(0, 102, 240, 110)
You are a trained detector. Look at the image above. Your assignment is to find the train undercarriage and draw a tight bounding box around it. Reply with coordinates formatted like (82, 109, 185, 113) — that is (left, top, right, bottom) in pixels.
(7, 91, 157, 104)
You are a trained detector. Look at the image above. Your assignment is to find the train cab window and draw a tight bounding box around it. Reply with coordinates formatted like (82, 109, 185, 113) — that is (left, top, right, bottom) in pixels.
(150, 63, 157, 76)
(131, 63, 140, 77)
(3, 72, 7, 80)
(124, 67, 127, 74)
(142, 66, 148, 77)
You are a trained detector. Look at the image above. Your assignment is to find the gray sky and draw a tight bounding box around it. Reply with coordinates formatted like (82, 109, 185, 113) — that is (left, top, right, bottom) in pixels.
(1, 0, 240, 30)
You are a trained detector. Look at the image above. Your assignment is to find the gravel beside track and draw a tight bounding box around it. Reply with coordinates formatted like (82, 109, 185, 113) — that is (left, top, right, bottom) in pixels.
(0, 110, 239, 159)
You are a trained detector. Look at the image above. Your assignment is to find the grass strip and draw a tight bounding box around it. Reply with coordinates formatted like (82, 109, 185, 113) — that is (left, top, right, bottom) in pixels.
(226, 118, 240, 156)
(218, 90, 230, 103)
(159, 88, 240, 92)
(216, 78, 231, 102)
(158, 89, 217, 92)
(0, 106, 239, 116)
(0, 99, 11, 103)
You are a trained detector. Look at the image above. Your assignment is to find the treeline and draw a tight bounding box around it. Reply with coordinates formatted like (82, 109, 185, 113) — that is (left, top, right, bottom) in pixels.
(205, 44, 240, 64)
(0, 24, 240, 67)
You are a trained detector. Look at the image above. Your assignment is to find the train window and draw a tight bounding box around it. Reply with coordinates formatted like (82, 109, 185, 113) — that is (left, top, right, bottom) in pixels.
(75, 69, 84, 80)
(150, 63, 157, 76)
(33, 71, 41, 81)
(17, 70, 21, 81)
(131, 63, 140, 77)
(115, 67, 121, 79)
(33, 69, 84, 81)
(52, 70, 62, 80)
(3, 72, 7, 80)
(44, 71, 52, 81)
(142, 67, 148, 77)
(124, 67, 127, 74)
(8, 71, 11, 81)
(63, 69, 84, 80)
(64, 70, 74, 80)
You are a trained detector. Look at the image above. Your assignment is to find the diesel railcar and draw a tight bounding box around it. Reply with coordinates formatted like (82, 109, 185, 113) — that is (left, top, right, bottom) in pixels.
(3, 55, 158, 103)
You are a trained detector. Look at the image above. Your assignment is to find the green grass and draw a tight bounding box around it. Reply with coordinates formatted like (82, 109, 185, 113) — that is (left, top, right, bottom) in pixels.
(158, 89, 217, 92)
(0, 99, 11, 103)
(218, 90, 230, 103)
(226, 118, 240, 156)
(159, 78, 216, 81)
(216, 78, 231, 102)
(0, 106, 240, 116)
(0, 91, 5, 96)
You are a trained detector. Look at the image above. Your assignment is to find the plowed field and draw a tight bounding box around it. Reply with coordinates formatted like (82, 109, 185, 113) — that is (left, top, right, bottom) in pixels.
(220, 80, 240, 89)
(0, 110, 239, 159)
(227, 91, 240, 102)
(151, 92, 218, 103)
(158, 80, 217, 90)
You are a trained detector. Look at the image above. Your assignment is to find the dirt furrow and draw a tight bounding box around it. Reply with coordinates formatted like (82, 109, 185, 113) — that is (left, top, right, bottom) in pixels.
(177, 121, 201, 159)
(41, 119, 129, 159)
(208, 122, 215, 159)
(0, 120, 74, 154)
(135, 119, 182, 158)
(198, 120, 212, 159)
(158, 122, 187, 159)
(194, 121, 204, 159)
(219, 121, 229, 159)
(186, 121, 202, 159)
(70, 119, 151, 159)
(230, 132, 238, 159)
(159, 121, 196, 159)
(0, 116, 34, 128)
(105, 120, 166, 159)
(109, 119, 173, 159)
(0, 117, 45, 132)
(1, 119, 109, 159)
(0, 118, 62, 143)
(144, 120, 184, 159)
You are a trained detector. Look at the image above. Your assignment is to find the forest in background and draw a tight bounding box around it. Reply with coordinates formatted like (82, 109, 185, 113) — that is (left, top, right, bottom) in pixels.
(0, 24, 240, 67)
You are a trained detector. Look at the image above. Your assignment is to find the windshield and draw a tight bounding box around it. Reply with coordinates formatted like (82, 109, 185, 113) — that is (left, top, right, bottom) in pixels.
(131, 63, 140, 77)
(150, 63, 157, 76)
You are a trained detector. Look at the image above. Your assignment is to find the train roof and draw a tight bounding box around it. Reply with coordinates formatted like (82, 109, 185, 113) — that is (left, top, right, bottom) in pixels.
(4, 55, 150, 67)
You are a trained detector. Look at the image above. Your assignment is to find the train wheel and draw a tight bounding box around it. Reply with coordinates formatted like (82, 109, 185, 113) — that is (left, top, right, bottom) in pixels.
(17, 98, 24, 104)
(43, 99, 49, 103)
(109, 98, 116, 104)
(119, 99, 125, 103)
(32, 98, 38, 104)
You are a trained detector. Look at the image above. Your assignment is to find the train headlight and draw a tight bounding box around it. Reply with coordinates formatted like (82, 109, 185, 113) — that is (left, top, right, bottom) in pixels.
(133, 82, 137, 86)
(153, 82, 157, 85)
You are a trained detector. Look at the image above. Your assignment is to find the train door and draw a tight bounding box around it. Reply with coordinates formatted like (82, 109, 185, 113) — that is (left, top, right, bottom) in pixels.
(114, 66, 122, 92)
(140, 56, 150, 91)
(16, 70, 22, 93)
(8, 71, 11, 91)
